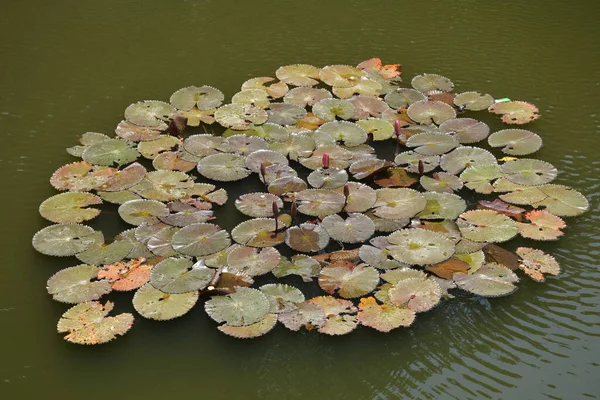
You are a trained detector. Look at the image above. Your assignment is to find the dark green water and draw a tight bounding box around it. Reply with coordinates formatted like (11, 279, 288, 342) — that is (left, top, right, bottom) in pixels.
(1, 1, 599, 398)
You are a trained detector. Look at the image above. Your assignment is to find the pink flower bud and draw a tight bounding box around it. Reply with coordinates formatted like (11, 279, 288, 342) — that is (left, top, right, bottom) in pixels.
(322, 152, 330, 169)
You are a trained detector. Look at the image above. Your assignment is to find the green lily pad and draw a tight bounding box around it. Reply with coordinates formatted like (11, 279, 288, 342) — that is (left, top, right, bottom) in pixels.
(440, 146, 497, 174)
(319, 64, 366, 87)
(268, 176, 308, 196)
(316, 121, 368, 147)
(285, 223, 330, 253)
(272, 255, 321, 282)
(488, 129, 543, 155)
(295, 189, 346, 216)
(388, 277, 442, 312)
(183, 134, 230, 157)
(384, 88, 427, 109)
(47, 264, 111, 304)
(501, 158, 557, 186)
(340, 182, 377, 212)
(406, 132, 459, 155)
(372, 188, 427, 220)
(453, 92, 494, 111)
(57, 301, 134, 345)
(278, 302, 326, 331)
(439, 118, 490, 144)
(457, 210, 518, 243)
(76, 239, 133, 265)
(357, 297, 415, 332)
(411, 73, 454, 93)
(82, 139, 140, 166)
(170, 86, 224, 111)
(133, 283, 199, 321)
(299, 145, 354, 170)
(245, 149, 289, 173)
(32, 224, 101, 257)
(231, 218, 286, 247)
(259, 283, 305, 312)
(312, 99, 355, 121)
(321, 213, 375, 244)
(235, 192, 283, 217)
(387, 228, 455, 266)
(137, 135, 181, 159)
(39, 192, 102, 224)
(124, 101, 175, 127)
(307, 167, 348, 189)
(118, 199, 169, 226)
(269, 133, 315, 161)
(242, 77, 289, 98)
(227, 245, 281, 277)
(417, 192, 466, 220)
(460, 164, 503, 194)
(319, 263, 380, 299)
(150, 257, 215, 293)
(267, 103, 307, 125)
(97, 162, 146, 192)
(394, 151, 440, 173)
(215, 104, 268, 130)
(197, 153, 251, 182)
(532, 185, 589, 216)
(218, 313, 278, 339)
(275, 64, 321, 87)
(453, 262, 519, 297)
(171, 222, 231, 257)
(420, 172, 463, 193)
(332, 79, 382, 99)
(232, 89, 271, 109)
(283, 87, 332, 107)
(205, 287, 271, 326)
(356, 118, 394, 141)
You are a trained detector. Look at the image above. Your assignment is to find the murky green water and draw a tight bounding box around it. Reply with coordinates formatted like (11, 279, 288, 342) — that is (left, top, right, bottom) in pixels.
(1, 1, 599, 398)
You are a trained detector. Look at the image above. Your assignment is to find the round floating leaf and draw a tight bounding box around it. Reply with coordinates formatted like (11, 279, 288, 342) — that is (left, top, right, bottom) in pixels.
(183, 134, 229, 158)
(412, 219, 462, 243)
(384, 88, 427, 108)
(76, 239, 133, 265)
(232, 89, 270, 109)
(260, 283, 305, 312)
(332, 79, 382, 99)
(227, 246, 281, 277)
(98, 162, 146, 192)
(357, 297, 415, 332)
(299, 145, 353, 170)
(268, 176, 308, 196)
(411, 73, 454, 93)
(267, 103, 307, 125)
(33, 224, 100, 257)
(153, 151, 196, 172)
(284, 87, 332, 107)
(285, 223, 330, 253)
(258, 164, 297, 184)
(197, 153, 251, 182)
(439, 118, 490, 144)
(499, 186, 547, 205)
(218, 313, 278, 339)
(406, 132, 459, 155)
(231, 218, 286, 247)
(394, 151, 440, 173)
(124, 101, 175, 127)
(517, 210, 566, 240)
(147, 226, 179, 258)
(133, 283, 198, 321)
(440, 146, 497, 174)
(115, 120, 164, 142)
(235, 193, 283, 217)
(98, 258, 152, 291)
(269, 133, 315, 161)
(170, 86, 224, 111)
(501, 159, 557, 186)
(387, 229, 455, 266)
(356, 118, 394, 141)
(349, 158, 390, 180)
(213, 266, 254, 293)
(341, 182, 377, 212)
(533, 185, 589, 216)
(307, 167, 348, 189)
(245, 149, 288, 173)
(307, 296, 358, 335)
(171, 222, 230, 257)
(488, 129, 543, 155)
(319, 263, 380, 299)
(417, 192, 466, 220)
(50, 162, 117, 192)
(321, 213, 375, 244)
(312, 99, 355, 121)
(453, 262, 519, 297)
(215, 104, 268, 130)
(516, 247, 560, 282)
(82, 139, 140, 166)
(460, 164, 503, 194)
(137, 135, 181, 159)
(118, 199, 169, 226)
(278, 302, 326, 331)
(295, 189, 345, 216)
(39, 192, 102, 224)
(275, 64, 321, 87)
(388, 277, 442, 312)
(272, 255, 321, 282)
(139, 170, 194, 201)
(226, 135, 268, 157)
(205, 287, 270, 326)
(57, 301, 134, 345)
(453, 91, 494, 111)
(316, 121, 368, 147)
(373, 188, 427, 220)
(381, 268, 428, 284)
(242, 77, 289, 98)
(250, 123, 290, 142)
(319, 65, 366, 88)
(47, 264, 111, 304)
(347, 95, 389, 119)
(457, 210, 518, 243)
(150, 257, 215, 293)
(420, 172, 463, 193)
(407, 98, 458, 125)
(359, 244, 406, 270)
(425, 257, 470, 279)
(177, 108, 216, 126)
(66, 132, 110, 157)
(488, 101, 540, 124)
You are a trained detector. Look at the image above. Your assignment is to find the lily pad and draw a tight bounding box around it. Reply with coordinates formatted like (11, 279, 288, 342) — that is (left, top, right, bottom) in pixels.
(232, 89, 270, 109)
(285, 223, 330, 253)
(98, 162, 147, 192)
(460, 164, 503, 194)
(516, 247, 560, 282)
(267, 103, 307, 125)
(440, 146, 497, 174)
(532, 185, 589, 216)
(307, 167, 348, 189)
(307, 296, 358, 335)
(312, 99, 355, 121)
(319, 263, 380, 299)
(183, 134, 229, 158)
(406, 132, 459, 155)
(341, 182, 377, 212)
(118, 199, 169, 226)
(394, 151, 440, 174)
(299, 145, 354, 170)
(372, 188, 427, 220)
(439, 118, 490, 144)
(332, 79, 382, 98)
(235, 192, 283, 217)
(115, 120, 164, 142)
(197, 153, 251, 182)
(259, 283, 305, 311)
(57, 301, 134, 345)
(384, 88, 427, 109)
(319, 65, 366, 88)
(98, 258, 152, 291)
(32, 224, 100, 257)
(272, 254, 321, 282)
(124, 101, 175, 127)
(268, 176, 308, 196)
(295, 189, 345, 216)
(50, 162, 117, 192)
(488, 129, 543, 156)
(39, 192, 102, 224)
(453, 262, 519, 297)
(356, 118, 394, 141)
(284, 87, 332, 107)
(358, 244, 407, 270)
(218, 313, 278, 339)
(517, 210, 566, 240)
(205, 287, 270, 326)
(170, 86, 225, 111)
(227, 246, 281, 277)
(215, 104, 268, 130)
(269, 133, 315, 161)
(388, 277, 442, 312)
(242, 77, 289, 98)
(457, 210, 518, 243)
(275, 64, 321, 87)
(488, 101, 540, 124)
(278, 302, 326, 331)
(453, 92, 494, 111)
(501, 159, 557, 186)
(417, 192, 466, 220)
(76, 239, 133, 265)
(231, 218, 286, 247)
(133, 283, 199, 321)
(47, 264, 112, 304)
(420, 172, 463, 193)
(411, 74, 454, 93)
(150, 257, 215, 293)
(387, 228, 455, 266)
(171, 222, 231, 257)
(357, 297, 415, 332)
(245, 149, 289, 173)
(82, 139, 140, 166)
(137, 135, 181, 159)
(321, 213, 375, 244)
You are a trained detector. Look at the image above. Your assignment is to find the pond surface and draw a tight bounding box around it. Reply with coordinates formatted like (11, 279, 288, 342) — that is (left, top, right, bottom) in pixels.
(1, 1, 599, 398)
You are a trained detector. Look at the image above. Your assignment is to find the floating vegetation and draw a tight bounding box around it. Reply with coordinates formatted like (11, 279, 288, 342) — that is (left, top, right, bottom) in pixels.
(33, 58, 589, 344)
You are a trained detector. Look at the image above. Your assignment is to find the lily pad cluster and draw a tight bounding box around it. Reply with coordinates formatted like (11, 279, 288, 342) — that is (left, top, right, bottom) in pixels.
(34, 58, 588, 344)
